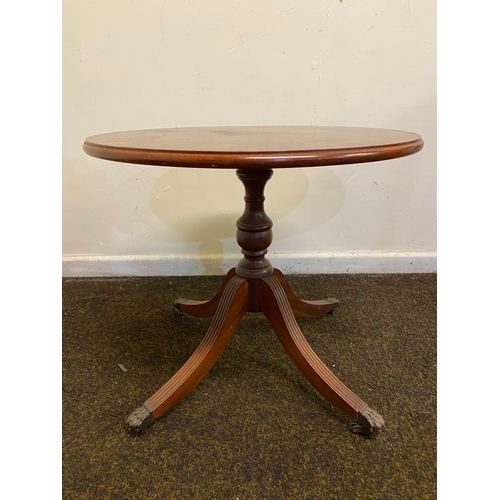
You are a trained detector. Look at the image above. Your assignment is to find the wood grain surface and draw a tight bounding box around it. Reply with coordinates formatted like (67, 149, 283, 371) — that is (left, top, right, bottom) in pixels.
(83, 125, 423, 169)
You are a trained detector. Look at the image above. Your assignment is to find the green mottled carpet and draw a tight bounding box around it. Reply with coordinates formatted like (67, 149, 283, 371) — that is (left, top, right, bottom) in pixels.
(63, 273, 436, 499)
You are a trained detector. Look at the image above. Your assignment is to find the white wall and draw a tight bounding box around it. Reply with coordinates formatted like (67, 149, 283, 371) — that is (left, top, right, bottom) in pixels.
(62, 0, 436, 276)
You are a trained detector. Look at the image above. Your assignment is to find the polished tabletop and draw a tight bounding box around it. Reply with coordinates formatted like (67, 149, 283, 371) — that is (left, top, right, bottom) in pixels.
(83, 125, 423, 169)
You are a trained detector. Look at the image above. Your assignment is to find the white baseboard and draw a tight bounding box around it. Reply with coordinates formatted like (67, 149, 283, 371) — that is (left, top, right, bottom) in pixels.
(62, 251, 437, 277)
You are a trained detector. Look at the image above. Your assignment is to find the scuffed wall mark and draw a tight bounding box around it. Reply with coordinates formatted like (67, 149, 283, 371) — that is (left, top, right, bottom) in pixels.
(94, 73, 101, 104)
(104, 6, 111, 41)
(229, 21, 289, 50)
(311, 56, 321, 70)
(344, 167, 358, 185)
(255, 18, 300, 42)
(280, 7, 297, 15)
(310, 56, 322, 124)
(313, 73, 322, 124)
(229, 16, 301, 51)
(79, 40, 84, 62)
(408, 0, 412, 17)
(252, 21, 291, 40)
(92, 70, 102, 126)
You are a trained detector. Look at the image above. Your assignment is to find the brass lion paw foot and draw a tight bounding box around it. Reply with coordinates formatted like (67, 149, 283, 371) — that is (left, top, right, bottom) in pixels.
(174, 299, 188, 315)
(325, 298, 340, 314)
(127, 405, 153, 432)
(350, 405, 385, 436)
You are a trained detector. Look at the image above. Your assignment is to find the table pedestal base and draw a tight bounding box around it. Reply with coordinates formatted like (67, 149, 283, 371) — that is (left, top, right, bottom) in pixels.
(82, 127, 424, 438)
(126, 267, 385, 436)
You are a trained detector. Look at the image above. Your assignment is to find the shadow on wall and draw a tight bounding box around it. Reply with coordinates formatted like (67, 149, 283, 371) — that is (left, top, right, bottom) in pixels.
(149, 167, 346, 273)
(63, 156, 346, 274)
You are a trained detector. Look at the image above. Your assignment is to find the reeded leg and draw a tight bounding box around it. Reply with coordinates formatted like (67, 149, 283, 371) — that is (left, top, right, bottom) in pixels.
(174, 268, 237, 318)
(127, 275, 249, 432)
(272, 268, 340, 318)
(260, 275, 384, 435)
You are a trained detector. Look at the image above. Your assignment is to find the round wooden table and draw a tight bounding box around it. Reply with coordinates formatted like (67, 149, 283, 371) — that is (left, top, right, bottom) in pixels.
(83, 126, 424, 435)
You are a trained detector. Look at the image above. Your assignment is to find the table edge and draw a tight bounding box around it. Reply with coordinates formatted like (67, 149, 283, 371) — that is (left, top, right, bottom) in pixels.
(82, 138, 424, 169)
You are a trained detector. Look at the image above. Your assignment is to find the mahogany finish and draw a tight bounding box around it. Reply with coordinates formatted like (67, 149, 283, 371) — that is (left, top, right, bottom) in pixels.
(83, 125, 424, 436)
(272, 268, 340, 318)
(235, 169, 274, 280)
(83, 125, 423, 169)
(260, 276, 365, 420)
